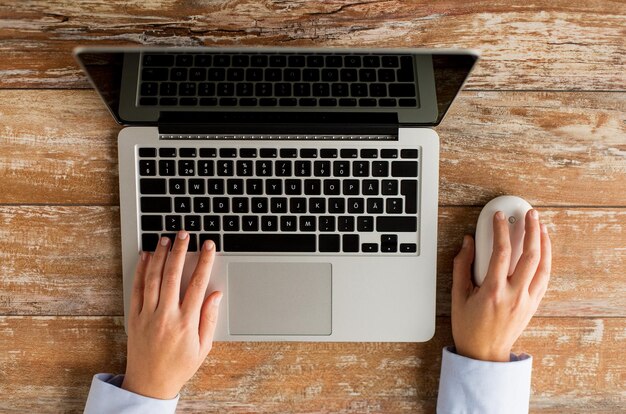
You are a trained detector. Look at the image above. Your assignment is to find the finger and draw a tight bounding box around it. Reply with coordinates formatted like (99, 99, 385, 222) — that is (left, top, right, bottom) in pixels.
(512, 209, 541, 290)
(182, 239, 216, 315)
(130, 252, 150, 316)
(452, 235, 474, 304)
(484, 211, 511, 288)
(143, 236, 171, 312)
(529, 224, 552, 299)
(199, 291, 223, 356)
(158, 230, 190, 309)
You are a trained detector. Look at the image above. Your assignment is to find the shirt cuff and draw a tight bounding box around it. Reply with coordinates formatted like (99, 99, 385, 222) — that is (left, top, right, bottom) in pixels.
(84, 373, 179, 414)
(437, 346, 532, 414)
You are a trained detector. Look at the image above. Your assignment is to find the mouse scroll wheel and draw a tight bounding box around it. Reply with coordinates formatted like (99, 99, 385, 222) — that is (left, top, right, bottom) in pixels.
(508, 216, 516, 224)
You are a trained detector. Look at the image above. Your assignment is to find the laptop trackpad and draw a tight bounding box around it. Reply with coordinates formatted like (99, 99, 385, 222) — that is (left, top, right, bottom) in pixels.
(228, 262, 332, 336)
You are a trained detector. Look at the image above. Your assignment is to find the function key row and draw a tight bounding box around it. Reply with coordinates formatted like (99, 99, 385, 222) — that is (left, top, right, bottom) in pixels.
(139, 147, 419, 159)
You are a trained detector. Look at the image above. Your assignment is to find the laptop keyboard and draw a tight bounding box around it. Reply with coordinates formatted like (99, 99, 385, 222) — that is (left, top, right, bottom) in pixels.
(138, 144, 420, 254)
(138, 52, 418, 108)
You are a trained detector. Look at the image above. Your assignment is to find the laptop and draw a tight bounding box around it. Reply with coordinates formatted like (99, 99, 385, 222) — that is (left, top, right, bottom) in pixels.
(75, 46, 477, 342)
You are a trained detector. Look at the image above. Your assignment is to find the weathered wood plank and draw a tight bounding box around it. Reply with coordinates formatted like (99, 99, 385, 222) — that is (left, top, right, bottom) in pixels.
(0, 90, 624, 206)
(0, 316, 623, 413)
(1, 206, 624, 317)
(0, 1, 624, 90)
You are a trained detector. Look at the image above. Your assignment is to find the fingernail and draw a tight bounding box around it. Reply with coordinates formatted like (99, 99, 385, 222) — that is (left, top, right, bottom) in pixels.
(495, 211, 505, 221)
(531, 209, 539, 219)
(462, 235, 469, 248)
(160, 237, 169, 246)
(179, 230, 188, 240)
(541, 224, 548, 234)
(214, 293, 223, 306)
(204, 239, 215, 251)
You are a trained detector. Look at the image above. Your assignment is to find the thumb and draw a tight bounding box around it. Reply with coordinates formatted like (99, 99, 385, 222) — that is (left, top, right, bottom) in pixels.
(199, 291, 223, 356)
(452, 235, 474, 304)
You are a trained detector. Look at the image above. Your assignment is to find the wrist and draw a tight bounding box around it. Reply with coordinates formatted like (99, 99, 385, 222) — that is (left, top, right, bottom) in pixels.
(454, 345, 511, 362)
(121, 374, 180, 400)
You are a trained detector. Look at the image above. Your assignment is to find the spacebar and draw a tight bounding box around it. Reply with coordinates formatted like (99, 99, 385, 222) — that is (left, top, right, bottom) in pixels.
(224, 234, 316, 252)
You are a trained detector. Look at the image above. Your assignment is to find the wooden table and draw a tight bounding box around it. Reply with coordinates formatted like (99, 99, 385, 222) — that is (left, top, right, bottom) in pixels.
(1, 1, 624, 412)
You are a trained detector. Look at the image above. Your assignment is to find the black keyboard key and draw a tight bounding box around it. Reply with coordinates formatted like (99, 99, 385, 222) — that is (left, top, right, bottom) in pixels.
(141, 197, 171, 213)
(328, 197, 345, 213)
(266, 179, 282, 195)
(360, 149, 377, 158)
(219, 98, 237, 106)
(195, 55, 212, 67)
(179, 82, 196, 96)
(382, 56, 399, 68)
(260, 98, 277, 106)
(280, 148, 297, 158)
(251, 197, 268, 213)
(265, 68, 282, 82)
(183, 216, 201, 232)
(338, 216, 355, 232)
(312, 83, 330, 97)
(313, 161, 331, 176)
(326, 55, 343, 67)
(208, 179, 224, 194)
(227, 68, 244, 82)
(242, 216, 259, 232)
(397, 56, 415, 82)
(217, 83, 234, 96)
(217, 160, 234, 176)
(138, 147, 156, 157)
(199, 234, 221, 252)
(236, 160, 253, 176)
(141, 233, 159, 252)
(208, 68, 225, 81)
(295, 161, 311, 176)
(369, 83, 386, 97)
(280, 216, 298, 232)
(199, 148, 217, 158)
(299, 216, 316, 232)
(392, 161, 418, 177)
(359, 98, 377, 107)
(219, 148, 237, 158)
(143, 54, 174, 67)
(189, 68, 206, 81)
(381, 234, 397, 253)
(348, 198, 364, 214)
(304, 179, 321, 195)
(288, 55, 305, 67)
(303, 69, 320, 81)
(178, 148, 196, 158)
(159, 97, 177, 106)
(363, 56, 380, 67)
(178, 160, 195, 176)
(324, 180, 341, 195)
(176, 54, 193, 66)
(307, 55, 324, 67)
(275, 160, 292, 176)
(213, 55, 230, 67)
(310, 198, 326, 214)
(319, 234, 340, 252)
(174, 197, 191, 213)
(279, 98, 297, 106)
(188, 179, 205, 194)
(382, 179, 398, 195)
(377, 216, 417, 232)
(246, 179, 263, 195)
(401, 149, 418, 159)
(160, 83, 177, 96)
(261, 216, 278, 232)
(343, 180, 359, 195)
(139, 97, 157, 106)
(285, 179, 302, 195)
(139, 160, 156, 176)
(140, 178, 166, 194)
(169, 179, 185, 194)
(186, 233, 198, 252)
(140, 82, 158, 96)
(319, 98, 337, 106)
(372, 161, 389, 177)
(399, 98, 418, 107)
(204, 216, 220, 231)
(251, 55, 268, 67)
(179, 97, 197, 106)
(227, 179, 244, 195)
(353, 160, 369, 177)
(401, 179, 418, 214)
(389, 84, 416, 97)
(362, 180, 379, 195)
(269, 55, 286, 67)
(359, 68, 376, 82)
(400, 243, 417, 253)
(357, 216, 374, 232)
(224, 234, 315, 252)
(333, 161, 350, 176)
(294, 83, 311, 97)
(340, 69, 357, 82)
(141, 68, 168, 81)
(343, 234, 359, 252)
(240, 98, 258, 106)
(381, 149, 398, 159)
(284, 68, 301, 82)
(340, 149, 357, 159)
(366, 197, 384, 214)
(270, 197, 288, 213)
(170, 68, 187, 81)
(344, 55, 361, 67)
(200, 98, 218, 106)
(362, 243, 378, 253)
(386, 198, 403, 213)
(275, 83, 291, 96)
(289, 197, 307, 213)
(233, 55, 251, 66)
(379, 98, 397, 107)
(141, 215, 162, 231)
(213, 197, 229, 213)
(320, 149, 337, 158)
(165, 215, 182, 231)
(256, 160, 273, 176)
(194, 197, 211, 213)
(339, 98, 357, 107)
(223, 216, 240, 231)
(321, 69, 339, 81)
(198, 160, 214, 176)
(300, 148, 317, 158)
(331, 83, 349, 97)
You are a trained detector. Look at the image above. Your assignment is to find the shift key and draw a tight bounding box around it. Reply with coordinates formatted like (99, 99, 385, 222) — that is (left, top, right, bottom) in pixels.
(376, 216, 417, 232)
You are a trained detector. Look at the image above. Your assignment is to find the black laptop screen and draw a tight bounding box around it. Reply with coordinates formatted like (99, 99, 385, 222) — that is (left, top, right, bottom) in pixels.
(75, 47, 477, 127)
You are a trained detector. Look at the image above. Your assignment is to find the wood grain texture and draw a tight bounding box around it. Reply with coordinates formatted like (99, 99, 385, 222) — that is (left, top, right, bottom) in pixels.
(0, 1, 625, 90)
(1, 90, 624, 206)
(1, 206, 623, 317)
(0, 316, 623, 413)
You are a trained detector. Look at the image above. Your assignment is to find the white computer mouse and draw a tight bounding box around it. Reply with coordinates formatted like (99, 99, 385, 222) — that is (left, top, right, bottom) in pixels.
(473, 195, 533, 286)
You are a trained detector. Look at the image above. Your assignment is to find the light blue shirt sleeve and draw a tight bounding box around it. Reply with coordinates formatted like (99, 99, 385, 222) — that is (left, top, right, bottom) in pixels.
(84, 373, 179, 414)
(437, 346, 532, 414)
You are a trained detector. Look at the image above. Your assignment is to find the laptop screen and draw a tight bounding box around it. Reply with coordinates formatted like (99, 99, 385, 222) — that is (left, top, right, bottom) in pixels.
(75, 47, 477, 127)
